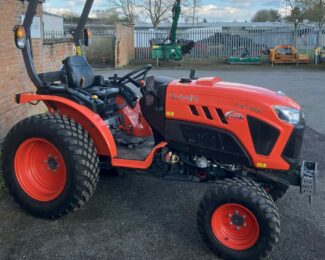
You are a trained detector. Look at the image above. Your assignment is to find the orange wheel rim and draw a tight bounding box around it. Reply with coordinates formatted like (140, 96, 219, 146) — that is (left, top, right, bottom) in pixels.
(211, 203, 259, 251)
(14, 138, 67, 202)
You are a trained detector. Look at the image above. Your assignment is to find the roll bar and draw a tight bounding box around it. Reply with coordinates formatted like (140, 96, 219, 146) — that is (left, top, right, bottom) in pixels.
(73, 0, 94, 51)
(20, 0, 94, 88)
(22, 0, 45, 88)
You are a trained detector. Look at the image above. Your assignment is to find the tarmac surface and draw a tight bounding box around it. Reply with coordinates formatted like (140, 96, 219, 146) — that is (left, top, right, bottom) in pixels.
(0, 67, 324, 259)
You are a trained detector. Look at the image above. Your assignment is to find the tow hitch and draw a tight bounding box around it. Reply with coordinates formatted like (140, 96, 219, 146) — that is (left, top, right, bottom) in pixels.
(300, 161, 318, 203)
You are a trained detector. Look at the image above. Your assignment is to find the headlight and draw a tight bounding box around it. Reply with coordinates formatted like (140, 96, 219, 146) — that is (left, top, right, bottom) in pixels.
(273, 106, 302, 125)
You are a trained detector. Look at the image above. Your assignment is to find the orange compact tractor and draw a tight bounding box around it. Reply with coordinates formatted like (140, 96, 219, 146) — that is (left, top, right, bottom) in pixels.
(2, 1, 318, 259)
(269, 45, 310, 66)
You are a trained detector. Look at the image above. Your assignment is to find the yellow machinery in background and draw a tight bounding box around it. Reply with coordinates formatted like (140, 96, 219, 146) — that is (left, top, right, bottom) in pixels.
(269, 45, 310, 66)
(315, 47, 325, 64)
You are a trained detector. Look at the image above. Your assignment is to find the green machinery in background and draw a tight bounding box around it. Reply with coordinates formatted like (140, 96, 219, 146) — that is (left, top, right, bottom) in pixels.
(227, 48, 262, 65)
(150, 0, 195, 64)
(227, 56, 262, 65)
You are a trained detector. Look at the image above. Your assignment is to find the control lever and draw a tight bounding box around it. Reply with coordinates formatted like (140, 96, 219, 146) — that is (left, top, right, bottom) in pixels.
(190, 70, 197, 80)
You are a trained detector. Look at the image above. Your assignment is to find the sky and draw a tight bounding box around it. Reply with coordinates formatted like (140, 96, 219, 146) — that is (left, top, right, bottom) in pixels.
(44, 0, 285, 22)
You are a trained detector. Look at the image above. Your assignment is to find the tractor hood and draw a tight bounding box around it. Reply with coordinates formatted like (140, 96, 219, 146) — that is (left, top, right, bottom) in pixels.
(215, 80, 300, 110)
(172, 77, 300, 110)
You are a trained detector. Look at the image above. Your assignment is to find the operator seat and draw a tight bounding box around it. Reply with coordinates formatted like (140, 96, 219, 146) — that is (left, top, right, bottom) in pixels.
(63, 56, 119, 100)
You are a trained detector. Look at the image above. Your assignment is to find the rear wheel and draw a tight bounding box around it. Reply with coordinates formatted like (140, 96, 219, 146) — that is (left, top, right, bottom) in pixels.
(197, 178, 280, 260)
(1, 114, 100, 219)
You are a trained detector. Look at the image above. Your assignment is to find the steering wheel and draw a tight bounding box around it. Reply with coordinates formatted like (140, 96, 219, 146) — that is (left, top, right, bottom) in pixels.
(117, 64, 153, 88)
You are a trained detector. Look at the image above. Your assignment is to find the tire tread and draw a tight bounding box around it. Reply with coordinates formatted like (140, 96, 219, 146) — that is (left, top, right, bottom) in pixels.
(197, 177, 280, 260)
(1, 113, 100, 219)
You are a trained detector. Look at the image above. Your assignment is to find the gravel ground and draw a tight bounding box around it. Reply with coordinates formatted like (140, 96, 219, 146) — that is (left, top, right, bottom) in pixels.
(0, 68, 324, 260)
(0, 177, 4, 197)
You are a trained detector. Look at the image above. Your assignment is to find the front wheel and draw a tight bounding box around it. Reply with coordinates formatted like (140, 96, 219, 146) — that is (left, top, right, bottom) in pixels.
(197, 178, 280, 260)
(1, 114, 100, 219)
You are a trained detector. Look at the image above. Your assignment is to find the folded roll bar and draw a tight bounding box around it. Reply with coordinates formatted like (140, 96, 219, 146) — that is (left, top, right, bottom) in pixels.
(22, 0, 45, 88)
(73, 0, 94, 53)
(20, 0, 94, 88)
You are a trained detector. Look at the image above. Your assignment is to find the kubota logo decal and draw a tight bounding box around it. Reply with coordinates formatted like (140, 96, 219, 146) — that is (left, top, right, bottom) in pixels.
(169, 94, 199, 103)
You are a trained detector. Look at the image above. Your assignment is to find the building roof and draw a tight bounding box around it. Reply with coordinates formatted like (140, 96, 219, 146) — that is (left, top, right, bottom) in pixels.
(43, 11, 64, 19)
(135, 21, 288, 29)
(134, 21, 318, 30)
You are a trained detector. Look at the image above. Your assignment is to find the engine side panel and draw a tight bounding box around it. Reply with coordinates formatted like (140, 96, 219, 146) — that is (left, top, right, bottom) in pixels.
(165, 120, 251, 166)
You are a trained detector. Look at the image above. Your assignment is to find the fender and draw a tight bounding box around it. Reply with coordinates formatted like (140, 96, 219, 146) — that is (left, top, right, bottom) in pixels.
(17, 93, 117, 157)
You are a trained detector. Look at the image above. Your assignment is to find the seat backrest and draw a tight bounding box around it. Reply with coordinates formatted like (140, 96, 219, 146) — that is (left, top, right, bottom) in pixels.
(63, 56, 95, 88)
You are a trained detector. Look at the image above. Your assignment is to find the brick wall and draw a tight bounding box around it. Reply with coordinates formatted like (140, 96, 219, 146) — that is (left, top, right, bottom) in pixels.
(85, 36, 115, 65)
(43, 42, 75, 72)
(0, 1, 74, 141)
(115, 23, 135, 67)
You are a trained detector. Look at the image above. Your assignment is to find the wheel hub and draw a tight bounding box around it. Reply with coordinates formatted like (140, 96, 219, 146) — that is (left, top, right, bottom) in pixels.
(231, 213, 245, 227)
(211, 203, 260, 250)
(14, 138, 67, 202)
(46, 155, 59, 171)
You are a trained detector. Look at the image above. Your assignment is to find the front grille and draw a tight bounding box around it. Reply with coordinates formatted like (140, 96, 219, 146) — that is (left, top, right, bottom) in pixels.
(189, 105, 199, 116)
(188, 105, 228, 124)
(282, 124, 305, 160)
(202, 106, 213, 120)
(247, 116, 280, 156)
(216, 109, 228, 124)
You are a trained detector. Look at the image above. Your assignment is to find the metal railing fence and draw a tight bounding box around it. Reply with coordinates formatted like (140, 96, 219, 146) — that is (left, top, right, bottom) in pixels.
(43, 30, 73, 44)
(134, 27, 325, 60)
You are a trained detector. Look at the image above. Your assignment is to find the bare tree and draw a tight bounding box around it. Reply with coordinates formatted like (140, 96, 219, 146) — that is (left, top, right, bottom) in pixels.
(284, 0, 306, 45)
(252, 9, 281, 22)
(94, 8, 127, 23)
(139, 0, 199, 29)
(285, 0, 306, 26)
(181, 0, 201, 25)
(302, 0, 325, 45)
(110, 0, 138, 23)
(110, 0, 202, 28)
(139, 0, 176, 29)
(191, 0, 201, 26)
